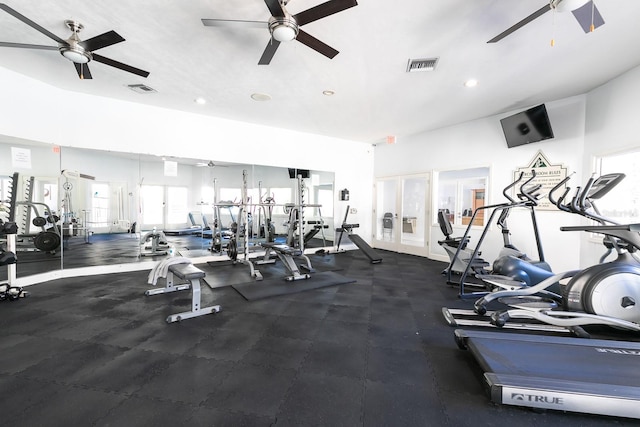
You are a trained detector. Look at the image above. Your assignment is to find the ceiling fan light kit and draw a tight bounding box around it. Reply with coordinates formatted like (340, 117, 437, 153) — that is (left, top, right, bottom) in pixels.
(269, 16, 298, 42)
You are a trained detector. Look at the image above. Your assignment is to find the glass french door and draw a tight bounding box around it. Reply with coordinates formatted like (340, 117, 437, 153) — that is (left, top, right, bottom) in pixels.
(140, 185, 188, 231)
(373, 174, 430, 256)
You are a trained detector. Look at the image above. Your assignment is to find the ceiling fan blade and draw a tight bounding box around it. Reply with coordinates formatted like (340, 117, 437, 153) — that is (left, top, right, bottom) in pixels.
(258, 39, 280, 65)
(80, 30, 125, 52)
(572, 0, 604, 33)
(0, 3, 67, 45)
(296, 29, 338, 59)
(487, 3, 552, 43)
(294, 0, 358, 27)
(264, 0, 285, 18)
(92, 53, 150, 77)
(202, 18, 267, 29)
(0, 41, 57, 50)
(74, 62, 93, 79)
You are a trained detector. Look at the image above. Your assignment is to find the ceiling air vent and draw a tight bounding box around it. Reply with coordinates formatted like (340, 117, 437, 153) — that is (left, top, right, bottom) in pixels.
(127, 83, 157, 94)
(406, 57, 439, 73)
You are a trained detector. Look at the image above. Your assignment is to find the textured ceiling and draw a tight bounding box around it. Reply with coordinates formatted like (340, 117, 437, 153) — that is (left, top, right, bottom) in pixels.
(1, 0, 639, 144)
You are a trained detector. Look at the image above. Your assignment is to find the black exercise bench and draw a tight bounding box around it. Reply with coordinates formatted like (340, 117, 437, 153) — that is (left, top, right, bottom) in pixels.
(145, 263, 221, 323)
(260, 242, 314, 281)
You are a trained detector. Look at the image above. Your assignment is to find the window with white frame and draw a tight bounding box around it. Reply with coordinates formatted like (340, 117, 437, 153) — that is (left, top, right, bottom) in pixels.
(594, 149, 640, 224)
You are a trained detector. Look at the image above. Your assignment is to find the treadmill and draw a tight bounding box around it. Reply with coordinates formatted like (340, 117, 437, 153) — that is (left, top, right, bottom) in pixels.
(454, 329, 640, 419)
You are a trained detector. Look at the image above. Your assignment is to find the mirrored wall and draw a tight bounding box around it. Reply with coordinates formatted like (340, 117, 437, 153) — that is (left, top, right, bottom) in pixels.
(0, 139, 335, 283)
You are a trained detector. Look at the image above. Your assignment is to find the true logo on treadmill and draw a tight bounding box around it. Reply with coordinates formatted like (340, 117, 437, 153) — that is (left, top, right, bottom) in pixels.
(509, 393, 564, 405)
(595, 348, 640, 356)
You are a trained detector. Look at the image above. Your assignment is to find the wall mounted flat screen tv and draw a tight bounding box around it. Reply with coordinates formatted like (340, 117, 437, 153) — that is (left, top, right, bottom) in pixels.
(500, 104, 554, 148)
(288, 168, 310, 179)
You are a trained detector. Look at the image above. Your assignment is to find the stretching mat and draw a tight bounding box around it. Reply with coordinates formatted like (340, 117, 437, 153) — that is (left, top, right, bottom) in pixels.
(232, 271, 356, 301)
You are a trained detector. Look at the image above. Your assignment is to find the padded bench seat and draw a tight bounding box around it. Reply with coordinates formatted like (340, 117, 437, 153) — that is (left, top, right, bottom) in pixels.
(169, 263, 206, 280)
(145, 262, 220, 323)
(261, 242, 302, 256)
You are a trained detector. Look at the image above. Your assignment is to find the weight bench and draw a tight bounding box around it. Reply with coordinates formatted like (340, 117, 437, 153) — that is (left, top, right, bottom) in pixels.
(145, 263, 220, 323)
(260, 242, 313, 281)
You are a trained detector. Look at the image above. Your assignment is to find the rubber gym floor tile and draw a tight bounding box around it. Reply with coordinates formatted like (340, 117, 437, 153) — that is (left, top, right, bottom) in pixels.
(303, 340, 367, 379)
(284, 285, 340, 304)
(0, 374, 68, 415)
(372, 283, 411, 298)
(0, 310, 87, 336)
(367, 324, 424, 352)
(89, 319, 165, 349)
(323, 303, 370, 324)
(265, 315, 324, 341)
(21, 342, 126, 385)
(94, 395, 198, 427)
(0, 336, 76, 374)
(314, 319, 370, 347)
(366, 346, 433, 386)
(279, 300, 331, 320)
(241, 335, 313, 370)
(230, 296, 293, 315)
(136, 356, 235, 406)
(363, 379, 446, 427)
(330, 290, 372, 307)
(219, 311, 280, 336)
(47, 315, 131, 341)
(7, 383, 127, 427)
(275, 372, 364, 427)
(203, 362, 298, 417)
(76, 348, 178, 394)
(186, 406, 276, 427)
(136, 324, 209, 355)
(369, 308, 417, 333)
(187, 326, 263, 362)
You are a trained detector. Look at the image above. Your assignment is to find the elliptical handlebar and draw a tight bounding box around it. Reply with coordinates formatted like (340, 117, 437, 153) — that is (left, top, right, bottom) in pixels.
(578, 174, 597, 212)
(518, 170, 541, 205)
(503, 171, 524, 204)
(549, 174, 574, 212)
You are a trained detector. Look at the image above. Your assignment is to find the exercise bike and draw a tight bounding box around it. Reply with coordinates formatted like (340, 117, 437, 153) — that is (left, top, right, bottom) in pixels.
(474, 172, 640, 335)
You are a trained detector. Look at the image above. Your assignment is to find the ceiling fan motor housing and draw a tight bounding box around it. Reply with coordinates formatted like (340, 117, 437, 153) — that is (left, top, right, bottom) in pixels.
(59, 20, 91, 63)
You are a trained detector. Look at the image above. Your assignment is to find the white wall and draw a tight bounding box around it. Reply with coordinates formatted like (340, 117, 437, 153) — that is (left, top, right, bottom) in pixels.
(374, 96, 588, 273)
(0, 66, 374, 242)
(582, 65, 640, 267)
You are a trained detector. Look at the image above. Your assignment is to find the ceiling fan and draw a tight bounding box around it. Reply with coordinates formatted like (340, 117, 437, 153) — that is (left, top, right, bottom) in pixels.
(488, 0, 605, 43)
(0, 3, 149, 79)
(202, 0, 358, 65)
(196, 161, 227, 168)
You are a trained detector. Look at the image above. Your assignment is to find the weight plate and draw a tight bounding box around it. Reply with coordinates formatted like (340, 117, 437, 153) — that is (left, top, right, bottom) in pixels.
(32, 217, 47, 227)
(33, 231, 61, 252)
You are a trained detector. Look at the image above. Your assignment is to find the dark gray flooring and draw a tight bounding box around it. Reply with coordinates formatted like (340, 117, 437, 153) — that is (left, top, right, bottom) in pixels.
(1, 248, 638, 426)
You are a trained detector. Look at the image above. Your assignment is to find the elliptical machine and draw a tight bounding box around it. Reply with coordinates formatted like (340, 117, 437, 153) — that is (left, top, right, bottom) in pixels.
(474, 172, 640, 335)
(442, 170, 555, 298)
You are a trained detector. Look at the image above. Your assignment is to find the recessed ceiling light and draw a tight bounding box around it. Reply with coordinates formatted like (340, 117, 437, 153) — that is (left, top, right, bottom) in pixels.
(464, 79, 478, 88)
(322, 90, 335, 96)
(251, 93, 272, 102)
(194, 97, 207, 105)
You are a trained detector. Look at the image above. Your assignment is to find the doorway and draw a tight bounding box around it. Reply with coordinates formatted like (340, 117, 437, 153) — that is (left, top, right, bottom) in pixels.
(372, 174, 430, 256)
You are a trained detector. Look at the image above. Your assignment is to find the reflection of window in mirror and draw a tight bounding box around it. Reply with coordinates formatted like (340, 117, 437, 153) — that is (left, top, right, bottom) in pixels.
(434, 167, 489, 227)
(91, 183, 110, 228)
(167, 187, 188, 225)
(316, 186, 334, 218)
(269, 188, 293, 215)
(220, 188, 241, 203)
